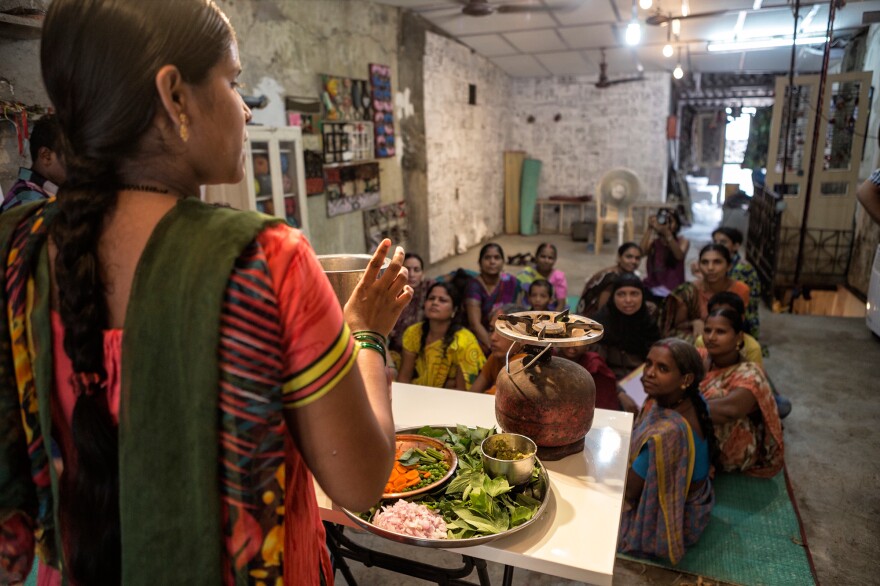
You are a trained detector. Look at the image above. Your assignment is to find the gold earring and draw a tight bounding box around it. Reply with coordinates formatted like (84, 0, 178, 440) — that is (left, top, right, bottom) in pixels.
(179, 113, 189, 143)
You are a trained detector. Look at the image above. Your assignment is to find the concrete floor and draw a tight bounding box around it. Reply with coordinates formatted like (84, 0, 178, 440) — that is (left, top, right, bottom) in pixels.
(334, 214, 879, 585)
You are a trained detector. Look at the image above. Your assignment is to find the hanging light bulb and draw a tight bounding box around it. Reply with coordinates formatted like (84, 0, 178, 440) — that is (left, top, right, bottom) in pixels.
(625, 1, 641, 46)
(673, 47, 684, 79)
(639, 0, 653, 8)
(681, 0, 689, 17)
(626, 21, 641, 45)
(672, 18, 681, 36)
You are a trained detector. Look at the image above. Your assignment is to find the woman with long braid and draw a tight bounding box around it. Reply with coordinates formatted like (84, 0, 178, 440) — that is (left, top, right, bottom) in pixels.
(0, 1, 412, 584)
(398, 282, 485, 390)
(618, 339, 716, 565)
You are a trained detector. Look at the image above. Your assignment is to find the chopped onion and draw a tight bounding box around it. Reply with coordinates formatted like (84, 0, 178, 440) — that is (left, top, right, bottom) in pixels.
(372, 500, 447, 539)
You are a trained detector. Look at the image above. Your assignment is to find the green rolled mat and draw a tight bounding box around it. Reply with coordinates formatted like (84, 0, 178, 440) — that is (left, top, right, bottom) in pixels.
(519, 158, 542, 236)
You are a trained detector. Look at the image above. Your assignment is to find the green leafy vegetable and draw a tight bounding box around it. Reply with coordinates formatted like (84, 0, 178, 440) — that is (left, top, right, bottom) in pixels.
(367, 425, 546, 540)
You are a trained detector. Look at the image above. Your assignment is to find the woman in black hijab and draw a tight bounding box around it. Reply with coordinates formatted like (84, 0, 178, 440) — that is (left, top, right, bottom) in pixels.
(593, 273, 661, 379)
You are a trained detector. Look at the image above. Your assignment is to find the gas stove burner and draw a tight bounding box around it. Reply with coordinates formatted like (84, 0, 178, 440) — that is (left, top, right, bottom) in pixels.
(495, 309, 604, 348)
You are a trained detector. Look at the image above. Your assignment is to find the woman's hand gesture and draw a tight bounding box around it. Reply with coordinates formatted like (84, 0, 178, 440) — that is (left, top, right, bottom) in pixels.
(344, 239, 413, 336)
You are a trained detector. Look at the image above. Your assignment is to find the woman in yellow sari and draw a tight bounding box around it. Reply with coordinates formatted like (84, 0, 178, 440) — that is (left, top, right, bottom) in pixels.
(398, 282, 486, 390)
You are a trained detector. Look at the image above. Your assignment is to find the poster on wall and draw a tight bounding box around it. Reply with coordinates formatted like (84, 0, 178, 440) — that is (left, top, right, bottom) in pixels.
(321, 75, 370, 121)
(325, 162, 380, 218)
(363, 201, 407, 251)
(304, 150, 325, 196)
(368, 64, 396, 158)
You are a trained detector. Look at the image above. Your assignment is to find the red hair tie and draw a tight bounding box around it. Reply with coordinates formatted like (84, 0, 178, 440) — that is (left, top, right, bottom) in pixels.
(71, 372, 105, 398)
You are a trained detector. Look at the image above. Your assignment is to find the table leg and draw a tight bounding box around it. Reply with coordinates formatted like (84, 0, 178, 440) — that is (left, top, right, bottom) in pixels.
(501, 565, 515, 586)
(324, 522, 491, 585)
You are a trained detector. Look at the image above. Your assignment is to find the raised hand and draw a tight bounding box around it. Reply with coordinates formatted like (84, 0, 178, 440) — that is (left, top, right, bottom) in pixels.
(344, 239, 413, 337)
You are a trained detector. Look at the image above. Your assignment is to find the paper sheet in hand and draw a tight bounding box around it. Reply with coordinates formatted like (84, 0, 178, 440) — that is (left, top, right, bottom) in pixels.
(619, 363, 647, 408)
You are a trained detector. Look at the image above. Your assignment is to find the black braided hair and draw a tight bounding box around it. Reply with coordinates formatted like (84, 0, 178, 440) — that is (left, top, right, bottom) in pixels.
(653, 338, 719, 467)
(419, 281, 464, 360)
(40, 0, 233, 582)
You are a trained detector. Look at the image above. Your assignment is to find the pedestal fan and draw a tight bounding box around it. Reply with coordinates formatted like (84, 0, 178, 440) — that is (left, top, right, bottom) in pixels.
(595, 168, 640, 254)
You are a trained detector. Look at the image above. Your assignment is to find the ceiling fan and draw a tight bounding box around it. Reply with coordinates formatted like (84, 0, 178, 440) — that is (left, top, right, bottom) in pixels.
(431, 0, 581, 17)
(595, 49, 644, 89)
(645, 7, 741, 26)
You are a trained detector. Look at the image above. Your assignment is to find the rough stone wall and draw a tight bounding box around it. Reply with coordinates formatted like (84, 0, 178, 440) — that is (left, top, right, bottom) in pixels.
(848, 24, 880, 295)
(0, 0, 403, 255)
(508, 72, 670, 202)
(423, 31, 511, 264)
(216, 0, 402, 254)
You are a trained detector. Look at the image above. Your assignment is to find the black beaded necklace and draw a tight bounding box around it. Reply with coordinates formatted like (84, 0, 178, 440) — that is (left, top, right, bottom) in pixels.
(119, 184, 170, 194)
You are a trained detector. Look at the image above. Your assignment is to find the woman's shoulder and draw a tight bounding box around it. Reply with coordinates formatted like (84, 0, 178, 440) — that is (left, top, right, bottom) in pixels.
(453, 327, 481, 346)
(402, 321, 424, 346)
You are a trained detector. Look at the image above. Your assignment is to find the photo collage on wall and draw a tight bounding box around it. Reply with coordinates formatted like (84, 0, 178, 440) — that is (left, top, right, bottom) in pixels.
(325, 162, 381, 218)
(363, 201, 408, 251)
(285, 66, 397, 217)
(369, 64, 396, 158)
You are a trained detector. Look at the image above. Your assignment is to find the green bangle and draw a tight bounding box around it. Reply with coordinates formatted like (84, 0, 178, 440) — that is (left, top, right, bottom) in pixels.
(357, 341, 387, 365)
(353, 334, 386, 351)
(352, 330, 387, 343)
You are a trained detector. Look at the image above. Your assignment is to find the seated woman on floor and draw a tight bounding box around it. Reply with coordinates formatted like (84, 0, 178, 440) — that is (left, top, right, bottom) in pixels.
(712, 226, 762, 340)
(618, 339, 715, 565)
(694, 292, 762, 365)
(699, 308, 783, 477)
(557, 342, 636, 412)
(593, 274, 660, 379)
(526, 279, 553, 311)
(465, 243, 521, 352)
(470, 305, 527, 394)
(388, 253, 433, 368)
(576, 242, 642, 317)
(516, 242, 568, 309)
(398, 282, 486, 390)
(662, 244, 750, 343)
(641, 209, 689, 299)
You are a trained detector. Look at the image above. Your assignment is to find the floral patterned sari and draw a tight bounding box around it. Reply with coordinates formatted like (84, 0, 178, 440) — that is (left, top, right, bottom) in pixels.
(699, 350, 784, 478)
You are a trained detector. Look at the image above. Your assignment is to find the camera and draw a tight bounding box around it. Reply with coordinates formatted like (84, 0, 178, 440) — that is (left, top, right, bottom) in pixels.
(656, 209, 670, 225)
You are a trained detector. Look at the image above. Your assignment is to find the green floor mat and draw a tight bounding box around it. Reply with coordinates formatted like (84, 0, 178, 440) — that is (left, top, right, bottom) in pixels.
(619, 469, 817, 585)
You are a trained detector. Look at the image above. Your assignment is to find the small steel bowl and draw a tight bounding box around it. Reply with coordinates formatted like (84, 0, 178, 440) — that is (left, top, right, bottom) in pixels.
(480, 433, 537, 486)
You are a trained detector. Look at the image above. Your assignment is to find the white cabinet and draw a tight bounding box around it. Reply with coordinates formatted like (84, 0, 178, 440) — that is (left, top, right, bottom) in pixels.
(204, 126, 309, 237)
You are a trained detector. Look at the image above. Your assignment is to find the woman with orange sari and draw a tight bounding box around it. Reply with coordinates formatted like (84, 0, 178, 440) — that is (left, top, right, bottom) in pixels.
(699, 308, 784, 477)
(662, 244, 750, 343)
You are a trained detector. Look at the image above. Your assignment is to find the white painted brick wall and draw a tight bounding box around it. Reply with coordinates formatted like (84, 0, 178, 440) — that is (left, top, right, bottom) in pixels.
(509, 72, 670, 203)
(424, 32, 511, 264)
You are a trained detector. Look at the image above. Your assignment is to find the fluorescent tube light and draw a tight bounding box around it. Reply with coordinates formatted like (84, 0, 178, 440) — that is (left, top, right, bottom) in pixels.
(707, 36, 828, 52)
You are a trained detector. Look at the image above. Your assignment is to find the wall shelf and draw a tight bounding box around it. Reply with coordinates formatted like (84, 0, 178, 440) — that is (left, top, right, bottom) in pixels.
(0, 12, 43, 40)
(323, 159, 378, 169)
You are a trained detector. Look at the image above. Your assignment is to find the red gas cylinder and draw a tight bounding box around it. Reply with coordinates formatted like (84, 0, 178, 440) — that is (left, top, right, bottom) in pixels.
(492, 310, 604, 461)
(495, 354, 596, 461)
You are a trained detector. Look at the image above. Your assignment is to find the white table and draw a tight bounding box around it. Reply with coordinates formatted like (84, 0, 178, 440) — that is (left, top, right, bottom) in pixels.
(315, 382, 633, 586)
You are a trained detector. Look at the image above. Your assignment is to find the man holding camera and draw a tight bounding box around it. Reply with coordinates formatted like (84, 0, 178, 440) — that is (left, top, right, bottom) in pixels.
(640, 208, 690, 299)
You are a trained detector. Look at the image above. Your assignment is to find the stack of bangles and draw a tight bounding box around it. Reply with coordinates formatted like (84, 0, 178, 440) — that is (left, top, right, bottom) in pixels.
(352, 330, 387, 365)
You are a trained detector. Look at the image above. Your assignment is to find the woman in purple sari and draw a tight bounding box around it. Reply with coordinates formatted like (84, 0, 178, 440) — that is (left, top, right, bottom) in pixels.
(464, 243, 521, 352)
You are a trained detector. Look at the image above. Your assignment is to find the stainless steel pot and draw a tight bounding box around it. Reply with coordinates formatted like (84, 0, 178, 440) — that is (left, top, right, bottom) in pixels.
(317, 254, 389, 307)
